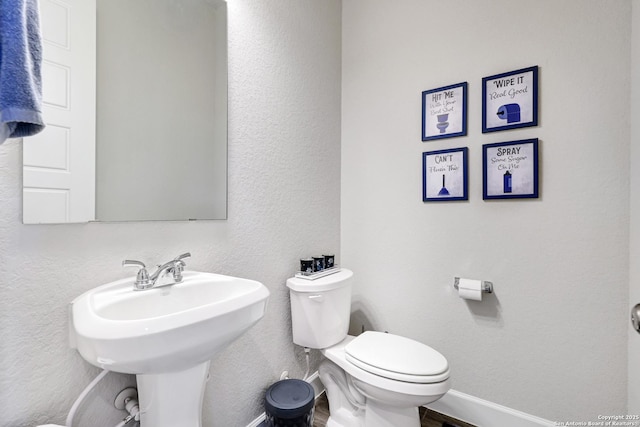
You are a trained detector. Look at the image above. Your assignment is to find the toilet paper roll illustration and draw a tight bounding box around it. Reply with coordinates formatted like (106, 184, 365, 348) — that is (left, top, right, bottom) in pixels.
(496, 103, 521, 124)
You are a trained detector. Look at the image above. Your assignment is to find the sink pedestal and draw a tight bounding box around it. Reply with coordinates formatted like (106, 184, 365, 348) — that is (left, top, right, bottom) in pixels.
(71, 271, 270, 425)
(137, 361, 211, 427)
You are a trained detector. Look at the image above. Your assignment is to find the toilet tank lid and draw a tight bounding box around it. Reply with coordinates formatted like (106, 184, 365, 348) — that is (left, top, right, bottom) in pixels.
(286, 268, 353, 292)
(345, 331, 449, 378)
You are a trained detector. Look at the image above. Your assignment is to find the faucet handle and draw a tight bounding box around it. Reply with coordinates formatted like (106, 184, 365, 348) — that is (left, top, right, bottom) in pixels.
(122, 259, 151, 288)
(171, 253, 190, 282)
(123, 259, 146, 269)
(173, 252, 191, 263)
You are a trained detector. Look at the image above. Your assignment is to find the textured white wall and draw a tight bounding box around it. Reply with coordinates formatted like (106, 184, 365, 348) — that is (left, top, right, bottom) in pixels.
(0, 1, 341, 426)
(342, 0, 630, 421)
(630, 0, 640, 414)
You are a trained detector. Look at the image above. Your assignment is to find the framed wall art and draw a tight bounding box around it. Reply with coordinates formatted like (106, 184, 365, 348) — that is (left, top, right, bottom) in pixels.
(482, 66, 538, 133)
(422, 82, 468, 141)
(423, 147, 468, 202)
(482, 139, 539, 200)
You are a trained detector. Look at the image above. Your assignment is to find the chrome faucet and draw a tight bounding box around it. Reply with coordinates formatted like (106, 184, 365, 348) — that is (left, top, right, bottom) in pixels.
(123, 253, 191, 290)
(150, 253, 191, 284)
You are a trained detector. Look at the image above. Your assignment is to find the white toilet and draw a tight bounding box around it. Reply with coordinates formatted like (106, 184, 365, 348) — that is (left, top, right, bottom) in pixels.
(286, 268, 450, 427)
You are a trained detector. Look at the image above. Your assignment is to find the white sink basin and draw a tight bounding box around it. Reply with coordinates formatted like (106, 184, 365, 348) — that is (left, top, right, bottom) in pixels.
(70, 271, 270, 374)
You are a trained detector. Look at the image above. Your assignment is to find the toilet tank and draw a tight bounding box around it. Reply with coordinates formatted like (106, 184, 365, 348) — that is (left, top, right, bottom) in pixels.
(286, 268, 353, 349)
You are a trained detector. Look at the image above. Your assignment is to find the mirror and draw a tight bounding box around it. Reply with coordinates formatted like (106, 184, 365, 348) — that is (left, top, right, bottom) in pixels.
(22, 0, 227, 224)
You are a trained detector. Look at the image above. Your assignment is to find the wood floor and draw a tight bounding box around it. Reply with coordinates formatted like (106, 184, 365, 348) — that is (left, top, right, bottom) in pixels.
(312, 393, 478, 427)
(312, 393, 330, 427)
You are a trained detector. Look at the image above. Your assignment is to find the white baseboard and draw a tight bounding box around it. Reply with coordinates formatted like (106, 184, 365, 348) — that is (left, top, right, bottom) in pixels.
(246, 372, 323, 427)
(248, 379, 554, 427)
(427, 389, 555, 427)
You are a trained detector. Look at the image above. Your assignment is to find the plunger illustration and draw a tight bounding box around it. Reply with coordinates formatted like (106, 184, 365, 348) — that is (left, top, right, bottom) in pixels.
(438, 174, 450, 196)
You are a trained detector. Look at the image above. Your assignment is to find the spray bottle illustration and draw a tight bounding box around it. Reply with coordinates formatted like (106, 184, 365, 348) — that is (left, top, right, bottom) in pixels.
(503, 170, 512, 193)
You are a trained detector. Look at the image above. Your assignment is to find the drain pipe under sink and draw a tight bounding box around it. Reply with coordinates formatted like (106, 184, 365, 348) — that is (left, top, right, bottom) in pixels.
(65, 369, 140, 427)
(66, 370, 110, 426)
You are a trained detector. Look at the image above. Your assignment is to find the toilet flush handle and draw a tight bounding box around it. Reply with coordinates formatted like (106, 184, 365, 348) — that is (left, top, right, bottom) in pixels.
(308, 294, 324, 303)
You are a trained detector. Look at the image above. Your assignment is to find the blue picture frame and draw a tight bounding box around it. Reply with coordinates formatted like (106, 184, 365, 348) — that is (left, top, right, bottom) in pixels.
(423, 147, 468, 202)
(422, 82, 468, 141)
(482, 139, 539, 200)
(482, 66, 538, 133)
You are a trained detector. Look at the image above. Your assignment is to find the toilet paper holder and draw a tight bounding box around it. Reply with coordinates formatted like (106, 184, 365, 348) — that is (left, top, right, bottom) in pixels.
(453, 277, 493, 294)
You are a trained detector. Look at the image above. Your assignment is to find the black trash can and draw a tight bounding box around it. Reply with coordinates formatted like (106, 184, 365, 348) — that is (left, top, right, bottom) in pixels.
(264, 379, 315, 427)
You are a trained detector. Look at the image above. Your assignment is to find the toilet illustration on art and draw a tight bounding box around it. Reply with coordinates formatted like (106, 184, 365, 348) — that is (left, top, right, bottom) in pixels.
(436, 113, 449, 133)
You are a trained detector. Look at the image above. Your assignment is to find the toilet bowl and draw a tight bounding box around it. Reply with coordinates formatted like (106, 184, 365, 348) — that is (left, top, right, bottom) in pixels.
(321, 333, 450, 427)
(286, 269, 450, 427)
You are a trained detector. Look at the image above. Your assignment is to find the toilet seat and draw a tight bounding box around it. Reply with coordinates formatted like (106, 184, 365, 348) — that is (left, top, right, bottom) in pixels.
(322, 335, 450, 398)
(344, 331, 449, 384)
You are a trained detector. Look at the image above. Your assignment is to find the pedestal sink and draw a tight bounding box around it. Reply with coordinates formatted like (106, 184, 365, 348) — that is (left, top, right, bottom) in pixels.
(70, 271, 270, 426)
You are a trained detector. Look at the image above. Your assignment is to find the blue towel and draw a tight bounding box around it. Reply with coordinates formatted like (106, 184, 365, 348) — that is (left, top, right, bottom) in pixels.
(0, 0, 45, 144)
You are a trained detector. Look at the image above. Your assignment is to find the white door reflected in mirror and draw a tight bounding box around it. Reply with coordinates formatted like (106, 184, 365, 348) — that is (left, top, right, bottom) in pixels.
(23, 0, 96, 224)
